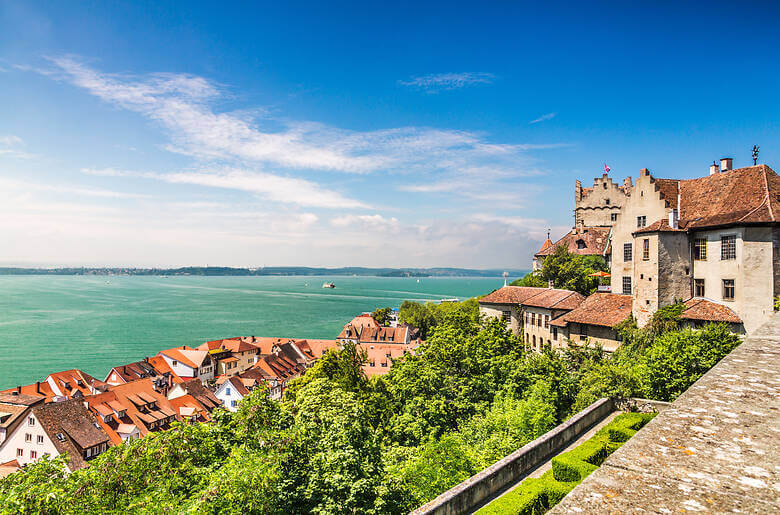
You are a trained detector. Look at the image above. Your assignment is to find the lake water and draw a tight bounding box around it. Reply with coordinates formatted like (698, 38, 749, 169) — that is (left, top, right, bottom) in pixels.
(0, 275, 508, 389)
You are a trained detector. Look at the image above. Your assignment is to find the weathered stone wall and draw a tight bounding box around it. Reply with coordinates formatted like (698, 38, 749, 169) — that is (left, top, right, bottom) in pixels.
(658, 232, 692, 306)
(479, 304, 521, 335)
(575, 173, 630, 228)
(609, 169, 670, 305)
(566, 323, 621, 352)
(523, 306, 555, 351)
(551, 313, 780, 514)
(633, 233, 660, 326)
(690, 226, 774, 333)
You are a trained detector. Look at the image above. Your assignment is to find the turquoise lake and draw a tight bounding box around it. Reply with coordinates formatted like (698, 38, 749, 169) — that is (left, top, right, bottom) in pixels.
(0, 275, 509, 389)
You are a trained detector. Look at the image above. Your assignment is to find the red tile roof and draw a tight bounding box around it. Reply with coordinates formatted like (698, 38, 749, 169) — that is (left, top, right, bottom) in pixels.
(537, 237, 553, 254)
(681, 298, 742, 324)
(634, 218, 686, 234)
(479, 286, 550, 305)
(550, 293, 633, 328)
(157, 347, 210, 370)
(479, 286, 585, 311)
(0, 381, 53, 402)
(535, 227, 610, 257)
(46, 369, 109, 400)
(33, 399, 111, 471)
(648, 165, 780, 231)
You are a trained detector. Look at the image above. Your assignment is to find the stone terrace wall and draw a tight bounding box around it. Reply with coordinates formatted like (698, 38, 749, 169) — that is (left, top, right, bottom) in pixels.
(410, 398, 615, 515)
(551, 313, 780, 514)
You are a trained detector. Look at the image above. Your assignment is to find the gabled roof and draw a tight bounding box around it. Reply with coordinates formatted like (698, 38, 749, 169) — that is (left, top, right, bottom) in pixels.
(479, 286, 585, 311)
(85, 378, 178, 445)
(535, 227, 610, 257)
(537, 237, 553, 254)
(678, 165, 780, 229)
(225, 376, 251, 396)
(46, 370, 109, 400)
(633, 218, 686, 234)
(197, 338, 259, 353)
(0, 392, 46, 406)
(479, 286, 551, 305)
(0, 381, 53, 402)
(550, 293, 633, 328)
(33, 399, 110, 471)
(177, 379, 221, 411)
(0, 459, 20, 478)
(168, 394, 211, 422)
(158, 347, 210, 370)
(681, 298, 742, 324)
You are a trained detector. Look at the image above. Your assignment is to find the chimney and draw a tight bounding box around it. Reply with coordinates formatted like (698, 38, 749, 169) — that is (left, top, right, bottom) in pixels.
(668, 209, 679, 229)
(709, 161, 719, 175)
(720, 157, 733, 172)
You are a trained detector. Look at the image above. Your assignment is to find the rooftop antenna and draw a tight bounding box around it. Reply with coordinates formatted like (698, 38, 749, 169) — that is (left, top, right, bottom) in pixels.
(752, 145, 760, 165)
(503, 271, 509, 287)
(547, 228, 551, 240)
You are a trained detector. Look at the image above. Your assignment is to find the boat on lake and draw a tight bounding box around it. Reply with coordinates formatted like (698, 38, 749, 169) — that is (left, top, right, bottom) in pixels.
(322, 282, 335, 289)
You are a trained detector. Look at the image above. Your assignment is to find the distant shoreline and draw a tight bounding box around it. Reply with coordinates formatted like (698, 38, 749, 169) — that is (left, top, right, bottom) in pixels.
(0, 266, 527, 278)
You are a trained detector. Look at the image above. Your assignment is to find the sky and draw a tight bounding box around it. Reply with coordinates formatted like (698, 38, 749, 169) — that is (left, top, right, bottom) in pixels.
(1, 1, 779, 269)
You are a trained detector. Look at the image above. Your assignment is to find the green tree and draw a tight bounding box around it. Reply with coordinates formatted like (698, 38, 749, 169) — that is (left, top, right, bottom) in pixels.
(372, 307, 393, 326)
(512, 246, 608, 295)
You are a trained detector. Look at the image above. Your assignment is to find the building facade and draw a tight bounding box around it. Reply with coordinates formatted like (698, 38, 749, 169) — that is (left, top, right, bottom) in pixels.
(610, 162, 779, 333)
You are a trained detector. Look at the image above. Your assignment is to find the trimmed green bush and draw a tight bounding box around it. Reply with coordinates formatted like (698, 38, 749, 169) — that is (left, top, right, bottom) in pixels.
(476, 412, 656, 515)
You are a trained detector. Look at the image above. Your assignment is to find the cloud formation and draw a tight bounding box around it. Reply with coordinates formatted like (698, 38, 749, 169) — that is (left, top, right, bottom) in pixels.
(529, 112, 556, 124)
(398, 72, 496, 91)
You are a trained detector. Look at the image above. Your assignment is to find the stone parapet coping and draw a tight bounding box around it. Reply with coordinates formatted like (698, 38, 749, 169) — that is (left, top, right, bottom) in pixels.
(551, 313, 780, 514)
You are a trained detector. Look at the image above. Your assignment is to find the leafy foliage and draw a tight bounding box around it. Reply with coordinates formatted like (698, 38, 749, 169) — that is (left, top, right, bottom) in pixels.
(371, 307, 393, 326)
(398, 298, 479, 339)
(511, 246, 609, 295)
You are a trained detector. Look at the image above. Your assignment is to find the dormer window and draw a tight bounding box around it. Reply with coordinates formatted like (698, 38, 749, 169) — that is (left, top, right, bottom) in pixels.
(605, 199, 610, 205)
(576, 239, 586, 249)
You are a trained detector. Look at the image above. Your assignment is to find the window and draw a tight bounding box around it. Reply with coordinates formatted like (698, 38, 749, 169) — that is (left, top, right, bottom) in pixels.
(694, 279, 705, 297)
(381, 362, 388, 368)
(30, 450, 37, 460)
(501, 310, 511, 326)
(643, 239, 650, 260)
(532, 313, 536, 326)
(605, 198, 610, 205)
(172, 360, 178, 367)
(637, 216, 647, 228)
(231, 400, 238, 407)
(37, 435, 44, 444)
(16, 448, 22, 457)
(721, 235, 736, 260)
(611, 213, 618, 222)
(225, 387, 231, 395)
(552, 327, 558, 340)
(623, 243, 632, 262)
(544, 315, 549, 328)
(532, 335, 536, 346)
(581, 324, 588, 337)
(25, 433, 31, 442)
(576, 239, 586, 249)
(693, 238, 707, 260)
(622, 276, 632, 295)
(28, 417, 35, 426)
(723, 279, 735, 301)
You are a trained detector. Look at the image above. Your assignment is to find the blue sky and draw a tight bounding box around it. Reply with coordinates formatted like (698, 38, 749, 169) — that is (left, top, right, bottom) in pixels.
(1, 1, 778, 268)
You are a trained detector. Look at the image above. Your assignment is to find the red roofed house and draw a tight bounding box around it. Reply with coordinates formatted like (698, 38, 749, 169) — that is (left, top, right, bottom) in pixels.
(478, 286, 585, 349)
(85, 378, 179, 445)
(45, 370, 110, 402)
(214, 376, 254, 412)
(549, 293, 634, 352)
(197, 337, 261, 376)
(157, 346, 215, 383)
(104, 356, 181, 393)
(610, 160, 777, 332)
(167, 378, 222, 416)
(0, 399, 110, 472)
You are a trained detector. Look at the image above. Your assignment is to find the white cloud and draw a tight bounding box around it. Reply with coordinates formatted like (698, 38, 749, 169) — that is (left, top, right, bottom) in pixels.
(529, 112, 556, 124)
(0, 135, 35, 159)
(0, 176, 150, 199)
(330, 214, 400, 229)
(398, 72, 496, 91)
(82, 167, 366, 208)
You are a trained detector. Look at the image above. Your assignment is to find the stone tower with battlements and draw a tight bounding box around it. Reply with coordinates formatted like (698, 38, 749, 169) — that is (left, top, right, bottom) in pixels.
(574, 173, 632, 229)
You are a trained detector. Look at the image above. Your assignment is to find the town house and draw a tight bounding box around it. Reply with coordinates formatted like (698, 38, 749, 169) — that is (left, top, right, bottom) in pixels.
(157, 347, 215, 383)
(0, 399, 110, 472)
(610, 161, 779, 333)
(478, 286, 585, 348)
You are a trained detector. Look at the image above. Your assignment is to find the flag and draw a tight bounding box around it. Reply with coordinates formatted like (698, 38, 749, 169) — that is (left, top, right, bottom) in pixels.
(604, 163, 611, 173)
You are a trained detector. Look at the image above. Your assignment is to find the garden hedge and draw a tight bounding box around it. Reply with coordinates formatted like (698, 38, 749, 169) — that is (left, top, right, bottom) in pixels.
(476, 412, 656, 515)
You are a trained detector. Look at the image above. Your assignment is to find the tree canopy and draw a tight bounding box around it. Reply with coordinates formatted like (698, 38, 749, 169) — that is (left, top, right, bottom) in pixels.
(512, 246, 609, 295)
